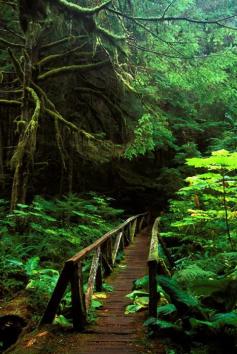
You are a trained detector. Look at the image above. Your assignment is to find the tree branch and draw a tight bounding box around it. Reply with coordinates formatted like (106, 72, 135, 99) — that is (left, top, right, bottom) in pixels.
(0, 99, 21, 106)
(41, 35, 87, 50)
(37, 60, 109, 81)
(107, 7, 237, 30)
(36, 43, 87, 67)
(162, 0, 177, 18)
(8, 48, 24, 81)
(0, 37, 24, 48)
(53, 0, 112, 16)
(26, 87, 41, 124)
(0, 25, 25, 41)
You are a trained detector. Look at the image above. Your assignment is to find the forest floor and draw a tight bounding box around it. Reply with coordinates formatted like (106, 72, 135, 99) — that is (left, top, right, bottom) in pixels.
(10, 228, 165, 354)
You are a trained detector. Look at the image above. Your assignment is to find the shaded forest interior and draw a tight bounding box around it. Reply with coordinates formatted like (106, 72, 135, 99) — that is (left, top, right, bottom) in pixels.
(1, 1, 237, 353)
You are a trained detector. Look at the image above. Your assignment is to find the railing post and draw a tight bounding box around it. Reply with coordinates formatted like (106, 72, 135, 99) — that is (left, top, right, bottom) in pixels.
(119, 227, 125, 251)
(138, 216, 144, 231)
(85, 247, 101, 311)
(148, 260, 159, 317)
(40, 263, 71, 326)
(101, 240, 113, 276)
(95, 255, 103, 292)
(123, 225, 130, 246)
(70, 261, 87, 330)
(129, 219, 137, 242)
(112, 231, 123, 265)
(147, 217, 160, 318)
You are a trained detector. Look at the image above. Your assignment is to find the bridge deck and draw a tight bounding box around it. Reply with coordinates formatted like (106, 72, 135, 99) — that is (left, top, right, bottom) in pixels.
(12, 228, 164, 354)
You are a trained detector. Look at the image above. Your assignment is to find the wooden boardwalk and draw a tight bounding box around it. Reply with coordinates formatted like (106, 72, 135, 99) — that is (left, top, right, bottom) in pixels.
(12, 228, 164, 354)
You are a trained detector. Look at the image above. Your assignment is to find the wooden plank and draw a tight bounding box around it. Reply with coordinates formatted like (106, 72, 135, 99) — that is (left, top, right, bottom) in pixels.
(40, 263, 71, 325)
(85, 247, 101, 311)
(112, 232, 123, 265)
(70, 261, 87, 330)
(67, 213, 148, 263)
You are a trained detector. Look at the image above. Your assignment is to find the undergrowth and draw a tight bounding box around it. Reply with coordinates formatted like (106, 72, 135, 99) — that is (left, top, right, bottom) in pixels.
(126, 151, 237, 353)
(0, 193, 123, 319)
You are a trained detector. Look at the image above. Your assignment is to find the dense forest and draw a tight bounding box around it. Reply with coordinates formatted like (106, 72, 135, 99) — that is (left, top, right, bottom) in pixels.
(1, 0, 237, 353)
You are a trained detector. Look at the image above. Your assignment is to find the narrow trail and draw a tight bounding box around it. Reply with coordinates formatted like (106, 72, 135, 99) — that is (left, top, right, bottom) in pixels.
(12, 228, 165, 354)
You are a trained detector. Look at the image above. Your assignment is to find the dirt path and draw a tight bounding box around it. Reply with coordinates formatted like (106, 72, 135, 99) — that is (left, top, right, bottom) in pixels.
(11, 228, 164, 354)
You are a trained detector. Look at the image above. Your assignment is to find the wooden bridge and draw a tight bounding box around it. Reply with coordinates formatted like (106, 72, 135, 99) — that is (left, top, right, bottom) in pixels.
(12, 214, 165, 354)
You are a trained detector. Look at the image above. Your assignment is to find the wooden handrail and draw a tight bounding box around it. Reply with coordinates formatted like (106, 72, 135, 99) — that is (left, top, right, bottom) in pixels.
(147, 217, 173, 318)
(67, 213, 147, 264)
(147, 217, 160, 317)
(40, 212, 149, 329)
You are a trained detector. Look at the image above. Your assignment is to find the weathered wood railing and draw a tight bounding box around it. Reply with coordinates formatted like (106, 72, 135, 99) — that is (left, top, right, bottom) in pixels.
(40, 212, 149, 330)
(147, 217, 160, 317)
(147, 217, 173, 318)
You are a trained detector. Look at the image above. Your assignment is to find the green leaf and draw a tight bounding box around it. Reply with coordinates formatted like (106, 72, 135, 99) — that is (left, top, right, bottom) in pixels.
(125, 303, 143, 314)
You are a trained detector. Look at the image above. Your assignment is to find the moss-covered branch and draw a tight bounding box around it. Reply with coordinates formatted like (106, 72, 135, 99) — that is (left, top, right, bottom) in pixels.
(8, 48, 24, 81)
(75, 86, 127, 134)
(0, 37, 24, 48)
(0, 99, 21, 106)
(41, 35, 87, 50)
(45, 108, 122, 163)
(45, 108, 80, 132)
(36, 43, 87, 66)
(96, 25, 126, 42)
(11, 87, 41, 168)
(31, 82, 56, 110)
(38, 60, 109, 81)
(26, 87, 41, 124)
(53, 0, 112, 16)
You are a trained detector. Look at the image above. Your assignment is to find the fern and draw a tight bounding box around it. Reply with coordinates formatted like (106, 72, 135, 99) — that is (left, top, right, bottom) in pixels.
(157, 304, 177, 317)
(157, 275, 206, 320)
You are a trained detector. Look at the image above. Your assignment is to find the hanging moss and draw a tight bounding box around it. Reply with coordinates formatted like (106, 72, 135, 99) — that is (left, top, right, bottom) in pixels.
(45, 108, 122, 164)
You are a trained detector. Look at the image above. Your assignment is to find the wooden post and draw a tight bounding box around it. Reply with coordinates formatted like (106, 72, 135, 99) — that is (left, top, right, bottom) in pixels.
(106, 238, 113, 266)
(123, 226, 130, 246)
(148, 260, 158, 317)
(147, 217, 160, 318)
(85, 247, 101, 311)
(112, 232, 123, 265)
(70, 261, 87, 330)
(138, 216, 144, 231)
(95, 255, 103, 292)
(101, 241, 113, 276)
(119, 228, 125, 251)
(129, 219, 137, 242)
(40, 263, 71, 325)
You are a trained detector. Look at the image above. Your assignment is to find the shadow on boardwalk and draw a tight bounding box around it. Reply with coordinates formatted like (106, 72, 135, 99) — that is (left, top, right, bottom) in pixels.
(11, 228, 165, 354)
